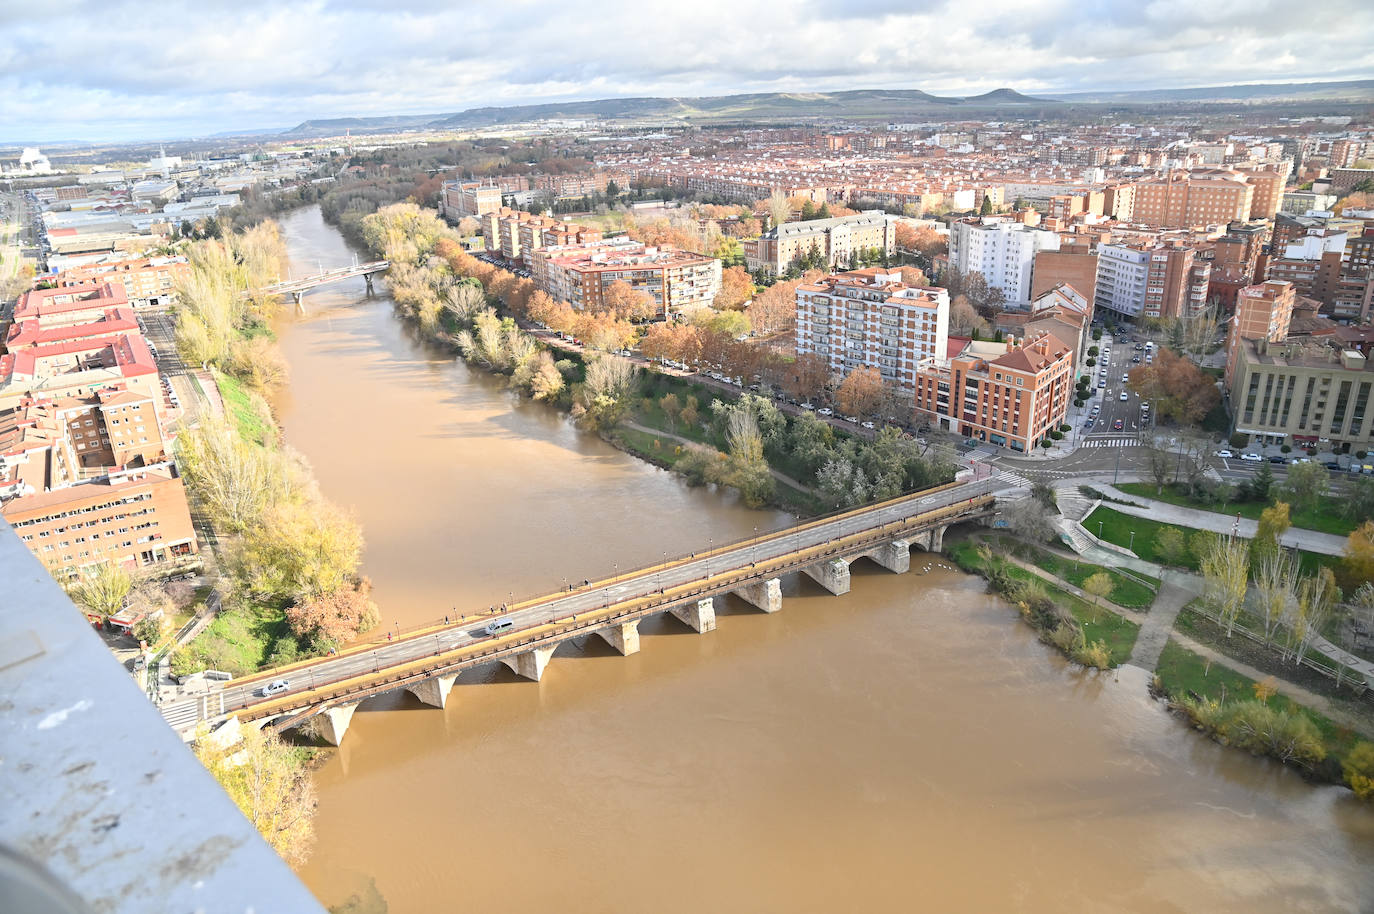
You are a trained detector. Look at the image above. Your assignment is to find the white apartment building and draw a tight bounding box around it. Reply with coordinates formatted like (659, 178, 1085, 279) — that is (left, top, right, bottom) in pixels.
(947, 217, 1060, 305)
(1093, 243, 1150, 319)
(794, 268, 949, 389)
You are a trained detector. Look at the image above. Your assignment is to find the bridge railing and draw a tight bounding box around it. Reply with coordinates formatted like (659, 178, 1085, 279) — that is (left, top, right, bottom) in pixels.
(228, 479, 990, 691)
(233, 494, 998, 726)
(225, 492, 1000, 716)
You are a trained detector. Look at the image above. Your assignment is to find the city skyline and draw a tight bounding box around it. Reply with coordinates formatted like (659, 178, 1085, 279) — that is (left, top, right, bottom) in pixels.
(2, 0, 1372, 142)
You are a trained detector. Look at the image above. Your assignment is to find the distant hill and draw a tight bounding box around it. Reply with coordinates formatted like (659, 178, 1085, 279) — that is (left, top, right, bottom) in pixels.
(1042, 79, 1374, 104)
(278, 79, 1373, 137)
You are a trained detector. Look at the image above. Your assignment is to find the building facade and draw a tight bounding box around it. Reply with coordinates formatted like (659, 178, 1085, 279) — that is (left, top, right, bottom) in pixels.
(1131, 171, 1255, 228)
(794, 268, 949, 389)
(745, 212, 896, 275)
(912, 331, 1075, 452)
(947, 216, 1061, 305)
(533, 241, 722, 319)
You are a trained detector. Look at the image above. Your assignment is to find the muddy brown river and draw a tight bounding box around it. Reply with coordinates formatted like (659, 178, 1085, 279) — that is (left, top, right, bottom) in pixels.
(273, 206, 1374, 913)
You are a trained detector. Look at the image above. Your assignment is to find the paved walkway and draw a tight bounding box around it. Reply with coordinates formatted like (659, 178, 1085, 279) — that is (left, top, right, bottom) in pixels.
(1092, 483, 1348, 555)
(994, 548, 1373, 733)
(1128, 573, 1196, 669)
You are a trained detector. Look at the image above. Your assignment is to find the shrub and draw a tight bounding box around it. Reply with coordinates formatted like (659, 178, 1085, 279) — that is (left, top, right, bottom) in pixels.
(1049, 430, 1063, 440)
(1344, 741, 1374, 801)
(1229, 432, 1249, 449)
(1048, 622, 1082, 654)
(1280, 444, 1291, 453)
(1060, 424, 1071, 432)
(1072, 638, 1113, 670)
(1040, 440, 1052, 449)
(1307, 447, 1318, 457)
(1359, 451, 1368, 460)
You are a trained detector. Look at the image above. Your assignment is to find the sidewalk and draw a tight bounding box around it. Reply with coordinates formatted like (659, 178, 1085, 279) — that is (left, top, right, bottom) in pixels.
(1091, 483, 1349, 555)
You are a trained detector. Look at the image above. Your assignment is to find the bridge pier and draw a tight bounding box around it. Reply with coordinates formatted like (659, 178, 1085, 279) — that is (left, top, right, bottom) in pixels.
(734, 578, 782, 613)
(803, 558, 851, 595)
(406, 674, 458, 709)
(596, 620, 641, 655)
(318, 703, 359, 747)
(291, 291, 305, 314)
(500, 646, 557, 682)
(669, 597, 716, 633)
(913, 525, 947, 553)
(868, 539, 911, 574)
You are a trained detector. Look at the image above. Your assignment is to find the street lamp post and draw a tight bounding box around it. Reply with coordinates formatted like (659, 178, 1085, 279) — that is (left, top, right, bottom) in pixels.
(1098, 520, 1104, 539)
(1129, 530, 1136, 551)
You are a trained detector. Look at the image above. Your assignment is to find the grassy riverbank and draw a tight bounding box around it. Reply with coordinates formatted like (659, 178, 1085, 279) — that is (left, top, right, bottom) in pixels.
(1115, 482, 1358, 537)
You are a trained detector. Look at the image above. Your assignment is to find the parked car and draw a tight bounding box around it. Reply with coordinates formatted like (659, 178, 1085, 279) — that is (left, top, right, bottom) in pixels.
(1098, 380, 1106, 388)
(1084, 419, 1094, 429)
(1268, 456, 1286, 464)
(1325, 462, 1343, 471)
(861, 420, 875, 430)
(1214, 449, 1234, 458)
(817, 407, 834, 417)
(800, 402, 815, 411)
(1240, 453, 1264, 463)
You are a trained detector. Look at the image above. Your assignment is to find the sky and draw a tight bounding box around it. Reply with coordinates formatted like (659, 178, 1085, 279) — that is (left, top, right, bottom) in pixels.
(1, 0, 1372, 143)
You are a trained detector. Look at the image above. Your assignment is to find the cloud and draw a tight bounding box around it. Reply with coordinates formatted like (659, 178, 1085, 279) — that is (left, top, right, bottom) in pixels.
(0, 0, 1370, 141)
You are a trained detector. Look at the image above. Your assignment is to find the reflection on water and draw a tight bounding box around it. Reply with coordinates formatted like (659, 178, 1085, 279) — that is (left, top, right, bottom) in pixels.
(273, 207, 1374, 914)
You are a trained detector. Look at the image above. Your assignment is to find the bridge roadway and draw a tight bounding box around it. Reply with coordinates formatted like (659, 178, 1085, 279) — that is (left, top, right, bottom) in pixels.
(163, 478, 1002, 738)
(259, 260, 390, 299)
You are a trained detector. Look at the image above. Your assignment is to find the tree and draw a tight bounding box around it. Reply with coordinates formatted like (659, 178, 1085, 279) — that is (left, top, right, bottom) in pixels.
(784, 351, 830, 401)
(285, 578, 380, 648)
(1202, 536, 1250, 637)
(580, 353, 639, 428)
(235, 500, 364, 604)
(602, 280, 658, 321)
(1082, 572, 1113, 620)
(746, 274, 808, 334)
(1126, 347, 1220, 425)
(1253, 550, 1298, 644)
(67, 561, 134, 620)
(1250, 501, 1290, 567)
(948, 294, 987, 336)
(193, 725, 316, 866)
(835, 367, 885, 418)
(1341, 520, 1374, 592)
(979, 194, 993, 215)
(1283, 461, 1328, 514)
(1155, 527, 1188, 566)
(767, 190, 791, 229)
(679, 395, 700, 430)
(1293, 567, 1340, 664)
(659, 392, 681, 431)
(721, 409, 774, 507)
(714, 265, 754, 311)
(1002, 495, 1055, 543)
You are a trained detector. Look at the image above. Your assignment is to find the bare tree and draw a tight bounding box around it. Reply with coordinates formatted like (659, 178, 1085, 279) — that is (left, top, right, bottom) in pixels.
(1202, 536, 1250, 637)
(1253, 550, 1298, 645)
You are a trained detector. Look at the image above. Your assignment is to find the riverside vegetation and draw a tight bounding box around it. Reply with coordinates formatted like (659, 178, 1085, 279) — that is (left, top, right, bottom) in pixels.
(344, 203, 956, 514)
(164, 221, 381, 865)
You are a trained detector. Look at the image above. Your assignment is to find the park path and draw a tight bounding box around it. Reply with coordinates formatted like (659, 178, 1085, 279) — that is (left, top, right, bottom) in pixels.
(1128, 572, 1196, 669)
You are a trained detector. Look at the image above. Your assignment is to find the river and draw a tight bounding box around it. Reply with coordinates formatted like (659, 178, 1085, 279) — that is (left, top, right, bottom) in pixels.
(271, 206, 1374, 913)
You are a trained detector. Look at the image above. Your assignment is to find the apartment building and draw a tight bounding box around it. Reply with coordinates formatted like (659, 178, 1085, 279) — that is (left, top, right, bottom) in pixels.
(912, 330, 1074, 452)
(534, 241, 721, 319)
(1225, 280, 1296, 386)
(480, 208, 602, 264)
(51, 256, 190, 307)
(992, 283, 1092, 370)
(0, 333, 161, 413)
(745, 212, 896, 275)
(440, 180, 503, 220)
(2, 464, 198, 572)
(13, 282, 131, 326)
(793, 268, 949, 389)
(1131, 170, 1255, 228)
(1030, 244, 1098, 303)
(1093, 241, 1209, 321)
(1229, 336, 1374, 450)
(1280, 191, 1339, 215)
(6, 307, 141, 352)
(946, 216, 1061, 305)
(0, 386, 195, 571)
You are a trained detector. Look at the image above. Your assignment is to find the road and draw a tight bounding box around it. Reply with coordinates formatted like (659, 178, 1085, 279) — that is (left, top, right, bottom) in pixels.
(161, 477, 1006, 731)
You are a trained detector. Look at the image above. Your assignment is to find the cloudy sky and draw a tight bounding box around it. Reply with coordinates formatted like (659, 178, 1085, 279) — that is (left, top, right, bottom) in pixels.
(2, 0, 1371, 143)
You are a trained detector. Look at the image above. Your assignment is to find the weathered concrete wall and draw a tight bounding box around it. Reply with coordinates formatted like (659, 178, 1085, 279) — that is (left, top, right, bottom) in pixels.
(406, 674, 458, 709)
(866, 539, 910, 574)
(802, 558, 851, 595)
(500, 645, 557, 681)
(734, 578, 782, 613)
(670, 598, 717, 633)
(596, 620, 642, 655)
(318, 703, 359, 747)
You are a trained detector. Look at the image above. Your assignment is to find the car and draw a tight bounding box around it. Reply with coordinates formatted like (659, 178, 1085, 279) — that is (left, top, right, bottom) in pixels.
(484, 618, 516, 636)
(1084, 419, 1094, 428)
(1121, 374, 1129, 382)
(1098, 380, 1106, 388)
(260, 679, 290, 697)
(1325, 461, 1343, 471)
(800, 402, 815, 410)
(1135, 344, 1144, 351)
(1240, 453, 1263, 463)
(843, 415, 860, 424)
(817, 407, 834, 417)
(1291, 457, 1312, 464)
(1214, 449, 1234, 458)
(1112, 418, 1124, 430)
(1268, 456, 1286, 464)
(1132, 356, 1141, 363)
(1119, 392, 1128, 401)
(861, 420, 876, 430)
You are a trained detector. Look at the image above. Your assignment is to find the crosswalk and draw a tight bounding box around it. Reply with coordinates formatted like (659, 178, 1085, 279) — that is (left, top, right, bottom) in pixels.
(1079, 436, 1141, 448)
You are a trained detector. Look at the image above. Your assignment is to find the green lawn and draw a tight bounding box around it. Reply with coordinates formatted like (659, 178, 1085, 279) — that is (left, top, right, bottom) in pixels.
(214, 370, 272, 446)
(1083, 506, 1199, 568)
(1116, 482, 1358, 536)
(1154, 639, 1368, 764)
(176, 603, 292, 677)
(1024, 547, 1158, 609)
(948, 541, 1140, 665)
